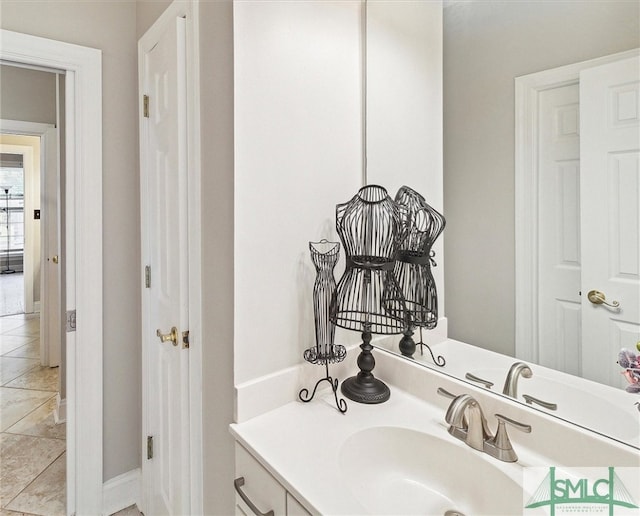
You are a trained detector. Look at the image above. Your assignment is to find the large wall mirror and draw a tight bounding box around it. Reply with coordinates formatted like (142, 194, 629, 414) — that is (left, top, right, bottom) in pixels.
(367, 0, 640, 448)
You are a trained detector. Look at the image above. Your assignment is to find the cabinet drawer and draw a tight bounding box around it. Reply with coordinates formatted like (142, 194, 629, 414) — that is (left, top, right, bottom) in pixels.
(235, 443, 286, 516)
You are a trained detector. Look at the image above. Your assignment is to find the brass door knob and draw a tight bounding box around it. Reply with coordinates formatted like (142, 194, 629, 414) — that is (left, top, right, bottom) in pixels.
(587, 290, 620, 308)
(52, 255, 59, 264)
(156, 327, 178, 346)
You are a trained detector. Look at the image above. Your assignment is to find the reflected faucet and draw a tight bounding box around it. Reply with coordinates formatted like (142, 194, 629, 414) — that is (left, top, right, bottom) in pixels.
(502, 362, 532, 398)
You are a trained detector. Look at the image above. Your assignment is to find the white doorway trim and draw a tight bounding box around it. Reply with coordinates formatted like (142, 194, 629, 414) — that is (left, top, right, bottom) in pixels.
(0, 30, 103, 516)
(514, 48, 640, 364)
(138, 1, 203, 513)
(0, 122, 58, 366)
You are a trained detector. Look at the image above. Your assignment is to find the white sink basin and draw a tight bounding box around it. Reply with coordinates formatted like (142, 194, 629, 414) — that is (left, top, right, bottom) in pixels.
(340, 426, 522, 516)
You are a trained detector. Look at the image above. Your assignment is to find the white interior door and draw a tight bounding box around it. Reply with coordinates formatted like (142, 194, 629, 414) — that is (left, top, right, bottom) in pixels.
(141, 15, 191, 516)
(580, 55, 640, 388)
(538, 83, 582, 375)
(41, 126, 61, 367)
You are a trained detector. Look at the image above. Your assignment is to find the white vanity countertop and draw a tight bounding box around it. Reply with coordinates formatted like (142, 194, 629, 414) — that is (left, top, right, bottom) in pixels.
(232, 344, 640, 515)
(230, 386, 542, 516)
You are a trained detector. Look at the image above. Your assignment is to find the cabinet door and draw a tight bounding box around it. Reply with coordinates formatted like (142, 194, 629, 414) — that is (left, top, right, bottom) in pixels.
(235, 443, 286, 516)
(286, 493, 311, 516)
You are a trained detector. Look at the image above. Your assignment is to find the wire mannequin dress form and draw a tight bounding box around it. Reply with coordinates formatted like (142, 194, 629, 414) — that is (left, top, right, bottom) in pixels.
(393, 185, 446, 362)
(331, 184, 408, 404)
(299, 240, 347, 413)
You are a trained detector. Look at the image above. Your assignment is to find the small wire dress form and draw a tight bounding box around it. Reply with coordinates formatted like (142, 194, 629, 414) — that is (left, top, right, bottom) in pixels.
(299, 240, 347, 413)
(330, 185, 408, 404)
(393, 185, 446, 363)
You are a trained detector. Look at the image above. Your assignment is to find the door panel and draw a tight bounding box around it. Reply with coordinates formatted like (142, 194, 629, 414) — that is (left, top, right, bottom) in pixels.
(538, 84, 582, 375)
(41, 127, 61, 368)
(580, 55, 640, 388)
(141, 15, 190, 516)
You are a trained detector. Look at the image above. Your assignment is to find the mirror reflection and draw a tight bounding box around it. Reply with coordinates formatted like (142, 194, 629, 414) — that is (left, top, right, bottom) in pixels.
(368, 0, 640, 448)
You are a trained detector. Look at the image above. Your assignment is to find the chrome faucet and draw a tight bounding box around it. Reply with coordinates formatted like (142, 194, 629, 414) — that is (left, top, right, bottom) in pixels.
(502, 361, 532, 397)
(438, 388, 532, 462)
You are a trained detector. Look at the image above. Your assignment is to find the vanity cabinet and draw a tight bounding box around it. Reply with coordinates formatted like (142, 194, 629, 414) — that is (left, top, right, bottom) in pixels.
(235, 442, 311, 516)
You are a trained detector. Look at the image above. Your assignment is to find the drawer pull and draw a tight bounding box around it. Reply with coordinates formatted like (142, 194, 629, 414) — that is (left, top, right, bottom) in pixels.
(234, 476, 275, 516)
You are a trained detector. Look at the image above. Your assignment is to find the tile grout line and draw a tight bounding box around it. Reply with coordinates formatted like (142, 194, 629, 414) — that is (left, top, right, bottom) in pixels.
(2, 392, 60, 435)
(1, 314, 66, 516)
(2, 369, 60, 392)
(0, 365, 44, 389)
(2, 448, 66, 515)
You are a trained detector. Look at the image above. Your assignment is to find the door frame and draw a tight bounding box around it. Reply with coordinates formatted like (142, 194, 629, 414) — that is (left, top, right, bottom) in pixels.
(514, 48, 640, 364)
(138, 1, 203, 513)
(0, 122, 58, 365)
(0, 30, 103, 515)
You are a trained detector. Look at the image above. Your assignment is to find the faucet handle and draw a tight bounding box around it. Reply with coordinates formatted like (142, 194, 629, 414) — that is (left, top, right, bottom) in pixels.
(523, 394, 557, 411)
(489, 414, 532, 462)
(495, 413, 532, 433)
(465, 372, 494, 389)
(437, 387, 458, 399)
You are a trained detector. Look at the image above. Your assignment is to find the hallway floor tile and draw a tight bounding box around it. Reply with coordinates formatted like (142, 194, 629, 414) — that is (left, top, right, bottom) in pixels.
(1, 315, 65, 515)
(5, 453, 65, 516)
(0, 433, 65, 508)
(0, 388, 54, 433)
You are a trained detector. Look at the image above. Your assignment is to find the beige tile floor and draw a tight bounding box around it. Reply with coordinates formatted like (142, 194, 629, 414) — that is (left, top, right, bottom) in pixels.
(0, 314, 143, 516)
(0, 313, 66, 516)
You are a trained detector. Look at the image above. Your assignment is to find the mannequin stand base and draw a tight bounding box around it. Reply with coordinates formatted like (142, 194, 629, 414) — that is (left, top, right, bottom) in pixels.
(298, 361, 348, 414)
(399, 329, 416, 358)
(341, 374, 390, 404)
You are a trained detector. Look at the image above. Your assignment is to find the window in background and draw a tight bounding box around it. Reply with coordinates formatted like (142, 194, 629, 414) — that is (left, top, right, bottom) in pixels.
(0, 158, 25, 254)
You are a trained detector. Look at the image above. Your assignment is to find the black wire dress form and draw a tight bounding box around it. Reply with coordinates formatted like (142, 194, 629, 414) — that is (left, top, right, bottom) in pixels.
(393, 185, 446, 362)
(299, 240, 347, 413)
(330, 185, 408, 404)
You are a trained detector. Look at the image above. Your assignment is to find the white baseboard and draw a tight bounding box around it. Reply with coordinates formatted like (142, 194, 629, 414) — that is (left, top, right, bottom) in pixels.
(54, 393, 66, 424)
(102, 468, 140, 516)
(235, 365, 300, 423)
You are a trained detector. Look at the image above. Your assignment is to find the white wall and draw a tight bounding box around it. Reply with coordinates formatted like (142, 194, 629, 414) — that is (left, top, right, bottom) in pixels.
(366, 0, 444, 312)
(0, 65, 57, 124)
(157, 3, 442, 512)
(141, 2, 367, 509)
(0, 1, 141, 481)
(443, 0, 640, 357)
(233, 0, 364, 385)
(136, 0, 171, 38)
